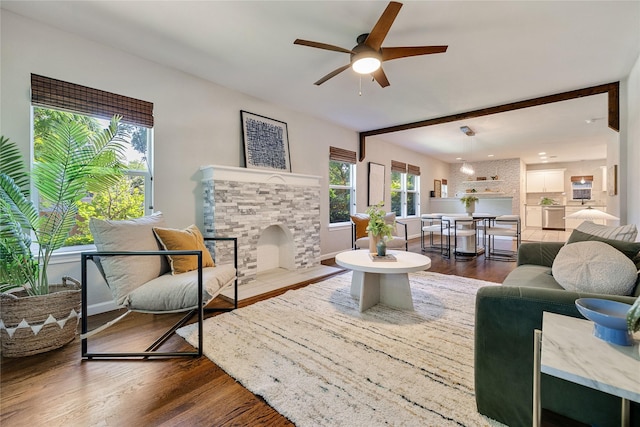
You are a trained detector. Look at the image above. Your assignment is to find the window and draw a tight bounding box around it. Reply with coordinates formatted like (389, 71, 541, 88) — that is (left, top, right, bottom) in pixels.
(391, 161, 420, 218)
(329, 147, 357, 224)
(31, 74, 154, 247)
(571, 175, 593, 201)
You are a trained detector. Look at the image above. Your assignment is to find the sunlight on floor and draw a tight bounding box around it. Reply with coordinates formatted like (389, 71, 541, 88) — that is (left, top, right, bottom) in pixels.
(522, 228, 572, 242)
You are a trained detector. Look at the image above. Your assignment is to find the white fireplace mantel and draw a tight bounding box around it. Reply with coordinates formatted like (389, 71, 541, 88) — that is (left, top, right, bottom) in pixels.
(200, 165, 320, 187)
(201, 164, 322, 286)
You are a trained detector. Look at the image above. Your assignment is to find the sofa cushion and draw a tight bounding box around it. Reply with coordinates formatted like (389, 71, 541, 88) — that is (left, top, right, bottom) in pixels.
(552, 241, 638, 295)
(566, 229, 640, 261)
(90, 212, 170, 306)
(153, 224, 215, 274)
(575, 221, 638, 242)
(503, 265, 563, 290)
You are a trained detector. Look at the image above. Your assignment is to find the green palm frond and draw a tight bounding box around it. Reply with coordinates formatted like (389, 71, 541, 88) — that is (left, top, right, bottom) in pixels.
(0, 173, 39, 232)
(0, 136, 30, 195)
(0, 199, 34, 283)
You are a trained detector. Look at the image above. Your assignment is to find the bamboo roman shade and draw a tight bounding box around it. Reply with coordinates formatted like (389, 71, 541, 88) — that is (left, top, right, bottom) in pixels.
(570, 175, 594, 182)
(391, 160, 406, 173)
(329, 147, 357, 164)
(31, 74, 154, 128)
(407, 164, 421, 176)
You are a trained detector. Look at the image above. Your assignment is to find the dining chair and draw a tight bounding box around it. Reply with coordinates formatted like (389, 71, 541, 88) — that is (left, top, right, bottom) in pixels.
(484, 215, 521, 261)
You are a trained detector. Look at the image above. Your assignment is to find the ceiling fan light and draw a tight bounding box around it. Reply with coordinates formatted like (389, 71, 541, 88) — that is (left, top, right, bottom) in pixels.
(352, 52, 381, 74)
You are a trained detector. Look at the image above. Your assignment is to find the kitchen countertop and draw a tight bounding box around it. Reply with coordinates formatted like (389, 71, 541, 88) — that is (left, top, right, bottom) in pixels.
(524, 204, 606, 208)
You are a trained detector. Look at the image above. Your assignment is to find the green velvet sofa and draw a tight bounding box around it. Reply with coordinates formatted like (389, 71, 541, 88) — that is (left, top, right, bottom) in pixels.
(475, 241, 640, 427)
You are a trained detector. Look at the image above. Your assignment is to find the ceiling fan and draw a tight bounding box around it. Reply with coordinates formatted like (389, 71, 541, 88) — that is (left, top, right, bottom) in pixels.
(293, 1, 448, 88)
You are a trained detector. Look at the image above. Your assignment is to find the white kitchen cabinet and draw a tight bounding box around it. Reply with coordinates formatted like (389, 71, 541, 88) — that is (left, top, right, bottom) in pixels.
(526, 169, 565, 193)
(526, 206, 542, 228)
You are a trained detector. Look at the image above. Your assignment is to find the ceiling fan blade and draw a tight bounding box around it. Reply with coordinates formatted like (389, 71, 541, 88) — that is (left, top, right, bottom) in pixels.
(381, 45, 448, 61)
(372, 67, 390, 88)
(314, 64, 351, 85)
(364, 1, 403, 51)
(294, 39, 353, 54)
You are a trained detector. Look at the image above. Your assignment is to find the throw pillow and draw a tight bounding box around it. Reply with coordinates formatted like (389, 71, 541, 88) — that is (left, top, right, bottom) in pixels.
(153, 224, 215, 274)
(575, 221, 638, 242)
(566, 229, 640, 260)
(552, 241, 638, 295)
(89, 212, 170, 306)
(351, 214, 369, 239)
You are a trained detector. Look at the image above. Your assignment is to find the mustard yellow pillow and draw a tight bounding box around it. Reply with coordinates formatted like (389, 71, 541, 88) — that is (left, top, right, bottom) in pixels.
(350, 214, 370, 239)
(152, 224, 215, 274)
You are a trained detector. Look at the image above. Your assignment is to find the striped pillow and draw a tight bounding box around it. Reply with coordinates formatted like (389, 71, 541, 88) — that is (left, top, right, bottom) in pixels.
(575, 221, 638, 242)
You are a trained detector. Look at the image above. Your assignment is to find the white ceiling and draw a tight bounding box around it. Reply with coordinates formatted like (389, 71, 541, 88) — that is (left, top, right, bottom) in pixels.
(3, 1, 639, 165)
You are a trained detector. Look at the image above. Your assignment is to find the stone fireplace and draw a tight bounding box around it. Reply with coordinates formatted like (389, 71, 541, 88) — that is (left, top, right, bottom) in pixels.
(201, 165, 321, 286)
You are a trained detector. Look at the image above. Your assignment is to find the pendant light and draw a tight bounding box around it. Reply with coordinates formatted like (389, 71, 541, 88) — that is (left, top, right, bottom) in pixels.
(460, 126, 475, 176)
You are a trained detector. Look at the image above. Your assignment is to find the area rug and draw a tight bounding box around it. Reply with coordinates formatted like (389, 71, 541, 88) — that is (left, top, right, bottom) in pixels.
(176, 271, 506, 427)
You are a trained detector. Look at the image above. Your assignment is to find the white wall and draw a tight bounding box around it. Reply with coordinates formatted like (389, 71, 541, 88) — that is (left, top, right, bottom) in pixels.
(0, 11, 446, 311)
(623, 53, 640, 235)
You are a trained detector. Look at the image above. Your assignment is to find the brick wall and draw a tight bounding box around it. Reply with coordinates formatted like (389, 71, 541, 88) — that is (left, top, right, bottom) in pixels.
(203, 179, 321, 286)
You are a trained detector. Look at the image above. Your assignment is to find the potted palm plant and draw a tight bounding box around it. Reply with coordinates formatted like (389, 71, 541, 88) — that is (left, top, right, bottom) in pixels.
(0, 116, 126, 357)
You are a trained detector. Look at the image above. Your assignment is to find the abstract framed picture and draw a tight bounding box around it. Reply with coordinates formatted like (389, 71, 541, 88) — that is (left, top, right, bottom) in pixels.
(241, 111, 291, 172)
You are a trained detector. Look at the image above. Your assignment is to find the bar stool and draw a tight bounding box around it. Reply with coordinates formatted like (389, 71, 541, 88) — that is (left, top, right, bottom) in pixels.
(442, 215, 478, 260)
(484, 215, 521, 261)
(421, 213, 447, 254)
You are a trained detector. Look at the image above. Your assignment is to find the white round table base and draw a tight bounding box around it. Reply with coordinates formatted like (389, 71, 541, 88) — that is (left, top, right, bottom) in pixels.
(350, 271, 414, 312)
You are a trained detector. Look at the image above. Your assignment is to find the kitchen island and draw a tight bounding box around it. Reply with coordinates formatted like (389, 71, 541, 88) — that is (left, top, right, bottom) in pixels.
(429, 196, 514, 216)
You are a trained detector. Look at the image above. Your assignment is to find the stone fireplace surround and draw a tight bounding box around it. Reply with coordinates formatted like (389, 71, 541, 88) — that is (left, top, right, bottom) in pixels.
(201, 165, 322, 287)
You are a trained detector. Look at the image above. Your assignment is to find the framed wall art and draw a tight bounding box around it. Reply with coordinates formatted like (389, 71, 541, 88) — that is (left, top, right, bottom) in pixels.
(607, 164, 618, 196)
(368, 162, 385, 206)
(434, 179, 442, 198)
(241, 110, 291, 172)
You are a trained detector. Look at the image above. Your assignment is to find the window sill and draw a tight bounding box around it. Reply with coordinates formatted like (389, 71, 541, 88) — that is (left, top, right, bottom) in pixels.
(329, 222, 351, 231)
(46, 245, 97, 265)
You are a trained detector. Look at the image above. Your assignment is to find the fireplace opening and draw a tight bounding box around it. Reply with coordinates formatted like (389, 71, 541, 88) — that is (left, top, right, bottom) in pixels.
(257, 224, 295, 273)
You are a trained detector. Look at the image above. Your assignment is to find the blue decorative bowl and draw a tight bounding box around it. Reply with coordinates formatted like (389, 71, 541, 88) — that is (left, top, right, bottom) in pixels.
(575, 298, 633, 346)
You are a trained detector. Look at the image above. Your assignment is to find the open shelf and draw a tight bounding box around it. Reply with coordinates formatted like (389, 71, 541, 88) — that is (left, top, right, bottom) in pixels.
(463, 180, 503, 183)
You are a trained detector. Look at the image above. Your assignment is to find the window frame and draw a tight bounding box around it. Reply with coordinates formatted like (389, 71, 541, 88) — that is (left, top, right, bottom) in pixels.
(391, 171, 420, 218)
(328, 160, 356, 226)
(30, 106, 154, 252)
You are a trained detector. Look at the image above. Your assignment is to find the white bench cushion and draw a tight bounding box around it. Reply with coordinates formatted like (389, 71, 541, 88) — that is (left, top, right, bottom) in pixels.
(125, 264, 236, 312)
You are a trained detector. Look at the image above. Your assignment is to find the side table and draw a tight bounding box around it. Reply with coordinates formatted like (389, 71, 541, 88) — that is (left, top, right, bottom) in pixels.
(533, 311, 640, 427)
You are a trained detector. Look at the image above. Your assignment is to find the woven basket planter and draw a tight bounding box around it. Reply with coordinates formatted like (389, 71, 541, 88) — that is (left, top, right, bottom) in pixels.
(0, 277, 81, 358)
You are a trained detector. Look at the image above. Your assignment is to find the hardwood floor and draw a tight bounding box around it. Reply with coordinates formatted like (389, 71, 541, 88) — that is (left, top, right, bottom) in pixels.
(0, 239, 581, 427)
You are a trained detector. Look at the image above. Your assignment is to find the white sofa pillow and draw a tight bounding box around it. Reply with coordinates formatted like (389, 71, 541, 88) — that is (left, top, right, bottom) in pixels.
(575, 221, 637, 242)
(89, 212, 169, 306)
(552, 241, 638, 295)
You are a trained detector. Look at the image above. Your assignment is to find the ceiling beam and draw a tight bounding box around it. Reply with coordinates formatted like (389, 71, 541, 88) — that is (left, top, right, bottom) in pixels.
(358, 82, 619, 162)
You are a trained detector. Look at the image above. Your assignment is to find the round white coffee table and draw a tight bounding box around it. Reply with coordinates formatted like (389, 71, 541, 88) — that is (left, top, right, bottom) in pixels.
(335, 250, 431, 312)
